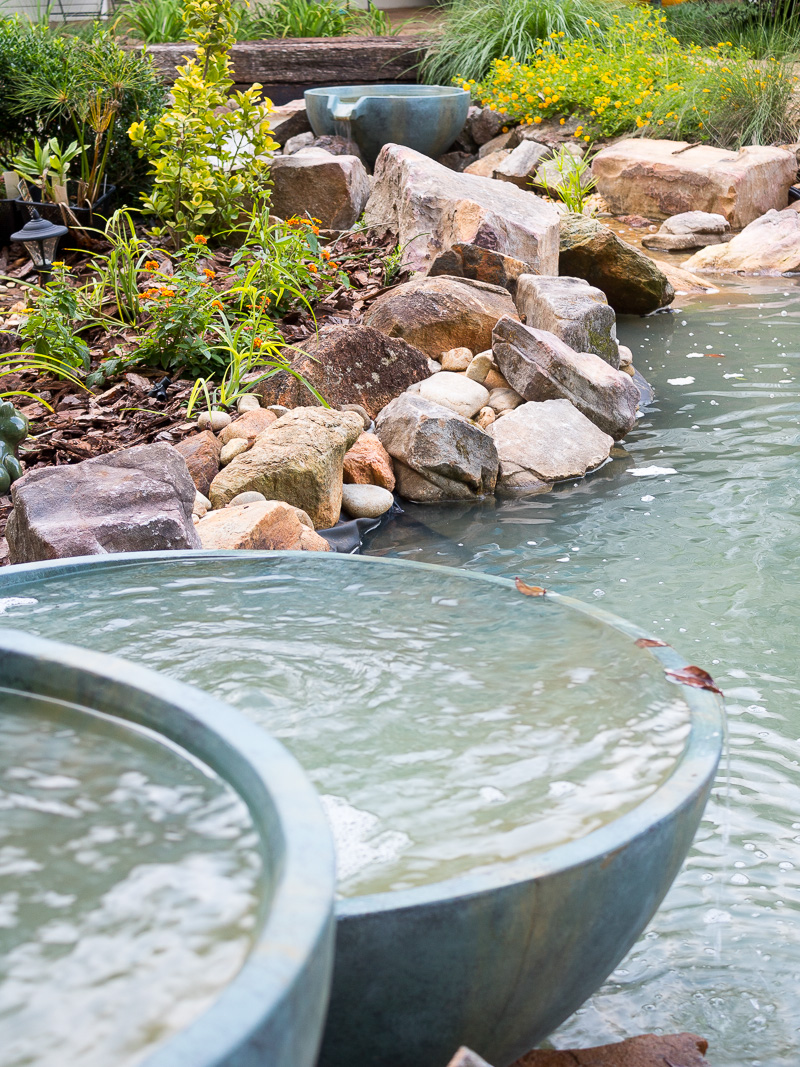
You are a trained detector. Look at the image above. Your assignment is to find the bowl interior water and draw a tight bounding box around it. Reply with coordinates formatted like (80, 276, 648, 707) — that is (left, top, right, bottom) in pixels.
(0, 555, 693, 899)
(0, 687, 261, 1067)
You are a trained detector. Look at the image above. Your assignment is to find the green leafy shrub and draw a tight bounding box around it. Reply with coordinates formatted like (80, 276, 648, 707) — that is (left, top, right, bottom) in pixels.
(0, 19, 165, 199)
(462, 9, 797, 148)
(421, 0, 627, 86)
(664, 0, 800, 60)
(128, 0, 279, 245)
(15, 264, 91, 373)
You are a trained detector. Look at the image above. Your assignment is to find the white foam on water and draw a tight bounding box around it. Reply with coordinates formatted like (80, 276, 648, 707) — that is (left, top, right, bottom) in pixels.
(627, 466, 678, 477)
(0, 597, 38, 614)
(667, 377, 696, 385)
(320, 795, 411, 887)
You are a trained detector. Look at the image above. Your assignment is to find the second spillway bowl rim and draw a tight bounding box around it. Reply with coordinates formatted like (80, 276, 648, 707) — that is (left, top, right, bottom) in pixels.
(0, 549, 725, 920)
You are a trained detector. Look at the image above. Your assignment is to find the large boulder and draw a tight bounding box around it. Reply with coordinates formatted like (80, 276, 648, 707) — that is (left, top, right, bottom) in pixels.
(375, 393, 498, 502)
(515, 275, 619, 366)
(683, 208, 800, 273)
(363, 144, 560, 275)
(559, 213, 674, 314)
(209, 407, 363, 527)
(492, 317, 639, 439)
(269, 148, 370, 230)
(174, 430, 221, 497)
(196, 500, 330, 551)
(592, 139, 796, 229)
(428, 242, 530, 298)
(363, 275, 518, 359)
(253, 324, 430, 419)
(5, 443, 200, 564)
(488, 399, 613, 495)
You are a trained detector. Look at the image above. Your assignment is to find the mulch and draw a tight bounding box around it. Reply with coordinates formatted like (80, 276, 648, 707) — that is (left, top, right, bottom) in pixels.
(0, 226, 408, 561)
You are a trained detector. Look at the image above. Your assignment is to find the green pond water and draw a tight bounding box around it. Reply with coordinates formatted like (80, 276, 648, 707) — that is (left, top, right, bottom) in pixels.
(363, 279, 800, 1067)
(0, 690, 261, 1067)
(0, 558, 690, 898)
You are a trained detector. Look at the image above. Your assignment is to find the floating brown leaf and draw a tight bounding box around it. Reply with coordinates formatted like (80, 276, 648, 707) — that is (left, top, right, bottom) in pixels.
(665, 665, 722, 695)
(635, 637, 668, 648)
(706, 353, 725, 358)
(515, 577, 547, 597)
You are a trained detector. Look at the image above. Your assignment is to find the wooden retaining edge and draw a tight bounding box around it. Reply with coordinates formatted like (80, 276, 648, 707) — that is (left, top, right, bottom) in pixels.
(130, 35, 429, 85)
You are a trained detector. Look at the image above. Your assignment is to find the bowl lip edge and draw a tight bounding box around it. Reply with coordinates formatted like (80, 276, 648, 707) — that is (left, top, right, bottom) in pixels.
(0, 549, 724, 918)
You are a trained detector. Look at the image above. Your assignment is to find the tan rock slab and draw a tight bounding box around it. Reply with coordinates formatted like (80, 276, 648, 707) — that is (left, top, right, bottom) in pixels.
(196, 500, 330, 551)
(219, 438, 251, 466)
(218, 407, 278, 445)
(464, 150, 511, 177)
(684, 208, 800, 273)
(343, 432, 395, 491)
(592, 138, 796, 228)
(174, 430, 221, 497)
(270, 148, 370, 230)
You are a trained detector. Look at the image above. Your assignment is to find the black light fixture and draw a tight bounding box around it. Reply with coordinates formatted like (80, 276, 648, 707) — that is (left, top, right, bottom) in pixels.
(10, 209, 69, 282)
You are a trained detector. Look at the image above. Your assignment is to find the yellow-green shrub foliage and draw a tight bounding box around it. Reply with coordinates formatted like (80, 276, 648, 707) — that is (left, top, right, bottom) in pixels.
(129, 0, 278, 244)
(460, 9, 795, 147)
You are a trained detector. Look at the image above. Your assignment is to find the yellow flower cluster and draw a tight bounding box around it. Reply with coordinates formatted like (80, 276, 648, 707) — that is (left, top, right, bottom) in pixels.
(458, 10, 792, 142)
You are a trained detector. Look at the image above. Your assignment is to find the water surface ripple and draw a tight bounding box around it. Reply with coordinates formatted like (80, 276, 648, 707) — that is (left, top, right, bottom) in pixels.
(365, 279, 800, 1066)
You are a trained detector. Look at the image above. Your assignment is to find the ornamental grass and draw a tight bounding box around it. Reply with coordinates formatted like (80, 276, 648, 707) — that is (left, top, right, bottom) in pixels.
(460, 9, 797, 149)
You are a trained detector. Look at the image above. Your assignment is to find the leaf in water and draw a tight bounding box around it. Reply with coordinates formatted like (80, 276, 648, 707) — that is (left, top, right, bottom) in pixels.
(706, 353, 725, 358)
(665, 665, 722, 695)
(635, 637, 668, 648)
(515, 577, 547, 597)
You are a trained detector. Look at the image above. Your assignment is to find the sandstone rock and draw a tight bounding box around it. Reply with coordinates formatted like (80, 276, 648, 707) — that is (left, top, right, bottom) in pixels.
(487, 386, 524, 413)
(174, 430, 221, 497)
(618, 343, 634, 372)
(493, 140, 552, 189)
(477, 406, 495, 429)
(341, 482, 394, 519)
(364, 145, 560, 275)
(684, 208, 800, 273)
(465, 106, 504, 145)
(228, 491, 268, 506)
(463, 150, 511, 177)
(516, 274, 619, 367)
(363, 275, 518, 359)
(375, 393, 498, 501)
(270, 148, 370, 230)
(417, 372, 490, 418)
(662, 210, 730, 235)
(488, 399, 613, 494)
(253, 324, 430, 419)
(198, 410, 231, 432)
(466, 352, 494, 383)
(220, 437, 251, 466)
(340, 402, 372, 430)
(219, 407, 278, 445)
(447, 1048, 494, 1067)
(270, 99, 311, 146)
(492, 317, 640, 438)
(640, 232, 728, 251)
(193, 490, 211, 517)
(428, 243, 530, 298)
(267, 404, 290, 418)
(441, 347, 473, 371)
(236, 393, 261, 413)
(196, 500, 330, 552)
(343, 432, 395, 491)
(6, 443, 200, 564)
(478, 131, 516, 158)
(284, 131, 315, 154)
(483, 367, 509, 390)
(512, 1032, 710, 1067)
(592, 138, 796, 228)
(559, 213, 674, 314)
(209, 407, 363, 527)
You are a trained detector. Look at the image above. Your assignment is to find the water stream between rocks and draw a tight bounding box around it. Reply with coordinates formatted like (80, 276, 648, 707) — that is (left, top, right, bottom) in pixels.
(365, 278, 800, 1066)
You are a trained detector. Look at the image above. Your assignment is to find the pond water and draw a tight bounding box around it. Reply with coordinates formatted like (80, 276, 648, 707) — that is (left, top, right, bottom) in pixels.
(364, 278, 800, 1067)
(0, 557, 691, 898)
(0, 689, 261, 1067)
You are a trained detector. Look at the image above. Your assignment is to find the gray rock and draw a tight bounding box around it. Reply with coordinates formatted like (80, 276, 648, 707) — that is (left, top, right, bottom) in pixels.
(284, 131, 315, 154)
(493, 140, 552, 189)
(341, 483, 394, 519)
(428, 243, 531, 299)
(270, 148, 371, 230)
(488, 399, 614, 495)
(375, 393, 498, 502)
(464, 106, 504, 146)
(364, 144, 560, 276)
(515, 275, 619, 367)
(417, 372, 489, 418)
(492, 317, 640, 439)
(477, 130, 516, 158)
(641, 232, 729, 252)
(661, 211, 730, 235)
(5, 443, 200, 564)
(487, 386, 524, 413)
(209, 407, 363, 527)
(270, 98, 311, 146)
(684, 207, 800, 273)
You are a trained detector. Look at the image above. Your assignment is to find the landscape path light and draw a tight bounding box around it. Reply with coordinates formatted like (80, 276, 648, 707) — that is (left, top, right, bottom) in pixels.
(10, 210, 68, 283)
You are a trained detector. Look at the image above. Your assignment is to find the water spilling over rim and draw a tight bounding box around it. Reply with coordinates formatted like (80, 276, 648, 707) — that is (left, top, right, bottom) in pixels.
(0, 551, 724, 917)
(0, 627, 335, 1067)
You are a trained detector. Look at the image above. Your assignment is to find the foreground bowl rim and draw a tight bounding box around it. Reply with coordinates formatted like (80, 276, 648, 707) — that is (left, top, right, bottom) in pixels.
(0, 622, 335, 1067)
(304, 83, 469, 99)
(0, 550, 724, 921)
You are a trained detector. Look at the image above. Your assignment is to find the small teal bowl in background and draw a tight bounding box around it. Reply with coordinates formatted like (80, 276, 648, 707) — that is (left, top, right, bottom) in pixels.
(304, 84, 470, 165)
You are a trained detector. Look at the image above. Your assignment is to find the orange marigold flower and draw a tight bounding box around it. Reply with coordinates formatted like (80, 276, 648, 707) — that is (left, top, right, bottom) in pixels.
(160, 287, 175, 298)
(211, 299, 223, 310)
(312, 226, 320, 235)
(328, 262, 339, 270)
(143, 260, 160, 272)
(253, 337, 263, 348)
(307, 264, 318, 273)
(321, 250, 331, 260)
(203, 268, 216, 279)
(194, 234, 208, 245)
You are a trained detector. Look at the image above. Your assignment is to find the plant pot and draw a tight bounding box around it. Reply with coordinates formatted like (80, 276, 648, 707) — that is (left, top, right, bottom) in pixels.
(14, 182, 117, 235)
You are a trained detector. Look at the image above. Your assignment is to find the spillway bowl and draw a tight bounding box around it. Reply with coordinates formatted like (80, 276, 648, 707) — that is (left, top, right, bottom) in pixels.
(0, 553, 724, 1067)
(0, 628, 335, 1067)
(305, 84, 470, 165)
